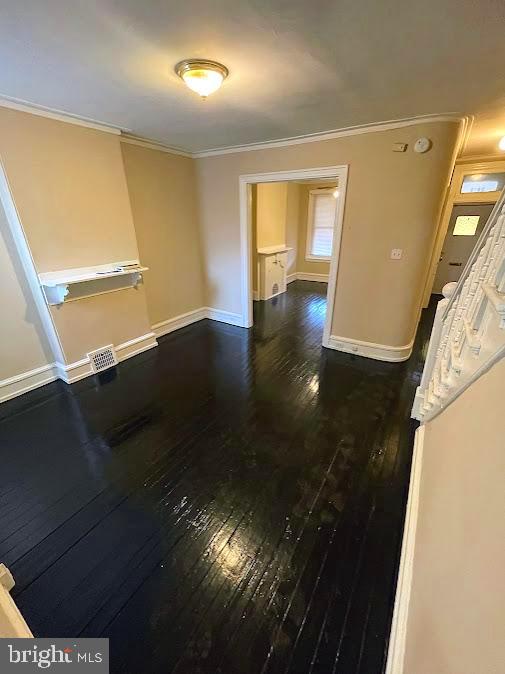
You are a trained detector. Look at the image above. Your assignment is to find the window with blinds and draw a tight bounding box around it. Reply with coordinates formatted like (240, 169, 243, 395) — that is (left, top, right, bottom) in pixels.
(306, 190, 337, 260)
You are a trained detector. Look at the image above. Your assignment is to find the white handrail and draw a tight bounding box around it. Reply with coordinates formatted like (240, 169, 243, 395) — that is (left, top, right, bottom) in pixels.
(413, 189, 505, 422)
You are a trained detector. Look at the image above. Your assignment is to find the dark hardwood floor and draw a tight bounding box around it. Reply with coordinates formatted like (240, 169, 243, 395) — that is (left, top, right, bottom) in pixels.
(0, 281, 435, 673)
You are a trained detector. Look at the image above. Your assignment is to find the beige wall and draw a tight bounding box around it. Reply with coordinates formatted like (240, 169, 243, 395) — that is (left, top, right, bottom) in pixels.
(256, 182, 288, 249)
(404, 357, 505, 674)
(121, 142, 205, 326)
(196, 120, 459, 347)
(0, 203, 52, 381)
(296, 183, 333, 276)
(0, 107, 151, 367)
(0, 108, 138, 273)
(49, 287, 152, 364)
(253, 181, 291, 292)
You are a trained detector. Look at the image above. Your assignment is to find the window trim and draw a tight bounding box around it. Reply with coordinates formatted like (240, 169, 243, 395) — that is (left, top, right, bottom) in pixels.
(305, 188, 337, 262)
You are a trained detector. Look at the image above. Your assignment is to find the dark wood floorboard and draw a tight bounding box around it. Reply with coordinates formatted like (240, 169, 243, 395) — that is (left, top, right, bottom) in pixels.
(0, 281, 436, 673)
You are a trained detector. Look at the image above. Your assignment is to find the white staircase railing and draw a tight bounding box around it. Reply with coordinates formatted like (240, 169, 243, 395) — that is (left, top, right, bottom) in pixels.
(413, 190, 505, 422)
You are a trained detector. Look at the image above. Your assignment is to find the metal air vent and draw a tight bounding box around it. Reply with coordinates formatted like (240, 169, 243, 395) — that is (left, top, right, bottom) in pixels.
(87, 345, 118, 373)
(272, 282, 279, 296)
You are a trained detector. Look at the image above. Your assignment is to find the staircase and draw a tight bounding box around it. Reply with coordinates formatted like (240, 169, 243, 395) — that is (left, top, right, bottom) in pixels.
(413, 190, 505, 422)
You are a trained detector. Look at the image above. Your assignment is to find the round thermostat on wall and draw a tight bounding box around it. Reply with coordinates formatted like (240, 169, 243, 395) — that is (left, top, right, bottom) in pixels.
(414, 137, 432, 153)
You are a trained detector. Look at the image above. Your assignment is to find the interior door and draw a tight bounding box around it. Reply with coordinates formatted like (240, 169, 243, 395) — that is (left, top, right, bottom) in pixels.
(433, 202, 494, 293)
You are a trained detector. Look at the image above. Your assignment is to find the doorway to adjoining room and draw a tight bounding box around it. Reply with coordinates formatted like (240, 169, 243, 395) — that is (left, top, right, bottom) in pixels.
(240, 167, 348, 348)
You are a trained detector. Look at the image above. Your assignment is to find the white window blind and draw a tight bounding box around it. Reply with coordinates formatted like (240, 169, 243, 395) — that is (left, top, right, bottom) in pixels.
(308, 192, 337, 259)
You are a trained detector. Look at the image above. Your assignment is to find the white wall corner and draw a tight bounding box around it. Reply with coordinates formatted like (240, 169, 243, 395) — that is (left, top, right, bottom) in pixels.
(385, 425, 425, 674)
(153, 306, 246, 331)
(54, 358, 92, 385)
(326, 334, 414, 362)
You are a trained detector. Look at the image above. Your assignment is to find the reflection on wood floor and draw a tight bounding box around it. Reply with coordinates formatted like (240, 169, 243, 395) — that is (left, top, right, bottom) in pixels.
(0, 281, 435, 673)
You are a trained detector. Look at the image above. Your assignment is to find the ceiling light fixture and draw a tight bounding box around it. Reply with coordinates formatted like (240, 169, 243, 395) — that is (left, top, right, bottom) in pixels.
(175, 59, 229, 99)
(499, 136, 505, 151)
(333, 188, 339, 198)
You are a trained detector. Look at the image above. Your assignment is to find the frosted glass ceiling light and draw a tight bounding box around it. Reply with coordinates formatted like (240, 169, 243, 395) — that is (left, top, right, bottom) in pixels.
(499, 136, 505, 151)
(175, 59, 229, 98)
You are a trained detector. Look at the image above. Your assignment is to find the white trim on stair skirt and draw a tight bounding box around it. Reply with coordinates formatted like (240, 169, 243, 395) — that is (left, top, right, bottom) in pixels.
(385, 425, 425, 674)
(327, 334, 414, 362)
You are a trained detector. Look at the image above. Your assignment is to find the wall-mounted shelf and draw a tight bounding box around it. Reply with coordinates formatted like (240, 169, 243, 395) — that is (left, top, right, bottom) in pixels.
(39, 260, 148, 305)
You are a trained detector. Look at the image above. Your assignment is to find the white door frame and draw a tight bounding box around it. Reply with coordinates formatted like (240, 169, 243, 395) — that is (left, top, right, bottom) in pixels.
(238, 165, 349, 346)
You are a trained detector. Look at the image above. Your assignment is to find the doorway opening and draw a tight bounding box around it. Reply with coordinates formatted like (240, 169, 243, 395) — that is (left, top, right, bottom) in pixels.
(423, 159, 505, 303)
(239, 166, 348, 347)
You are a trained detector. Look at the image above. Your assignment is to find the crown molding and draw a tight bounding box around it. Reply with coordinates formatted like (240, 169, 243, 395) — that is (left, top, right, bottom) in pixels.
(119, 134, 192, 158)
(455, 114, 474, 157)
(0, 95, 125, 135)
(0, 97, 469, 159)
(192, 113, 466, 158)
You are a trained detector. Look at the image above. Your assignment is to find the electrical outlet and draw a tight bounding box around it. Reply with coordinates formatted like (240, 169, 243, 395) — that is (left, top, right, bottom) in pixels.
(391, 248, 403, 260)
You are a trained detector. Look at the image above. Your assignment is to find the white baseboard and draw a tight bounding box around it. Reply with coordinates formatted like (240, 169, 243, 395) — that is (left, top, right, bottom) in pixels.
(116, 331, 158, 361)
(326, 334, 413, 362)
(152, 308, 208, 338)
(0, 363, 57, 403)
(253, 290, 259, 301)
(385, 425, 425, 674)
(56, 332, 158, 385)
(296, 272, 329, 283)
(1, 307, 245, 404)
(54, 358, 92, 384)
(153, 307, 245, 334)
(287, 273, 297, 284)
(206, 307, 244, 327)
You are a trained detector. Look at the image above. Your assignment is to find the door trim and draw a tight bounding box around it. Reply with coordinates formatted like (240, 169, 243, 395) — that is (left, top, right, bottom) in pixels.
(422, 159, 505, 304)
(238, 165, 349, 347)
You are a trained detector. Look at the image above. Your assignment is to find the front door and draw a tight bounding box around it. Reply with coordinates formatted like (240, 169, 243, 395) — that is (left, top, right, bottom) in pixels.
(433, 202, 494, 293)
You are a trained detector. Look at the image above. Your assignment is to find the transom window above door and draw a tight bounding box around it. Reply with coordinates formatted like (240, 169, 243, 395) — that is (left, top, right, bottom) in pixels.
(306, 188, 338, 261)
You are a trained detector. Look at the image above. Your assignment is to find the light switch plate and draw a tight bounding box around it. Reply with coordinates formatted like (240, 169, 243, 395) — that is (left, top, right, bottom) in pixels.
(391, 248, 403, 260)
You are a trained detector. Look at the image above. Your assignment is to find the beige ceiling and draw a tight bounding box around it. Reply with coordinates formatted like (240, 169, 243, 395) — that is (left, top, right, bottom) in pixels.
(1, 0, 505, 154)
